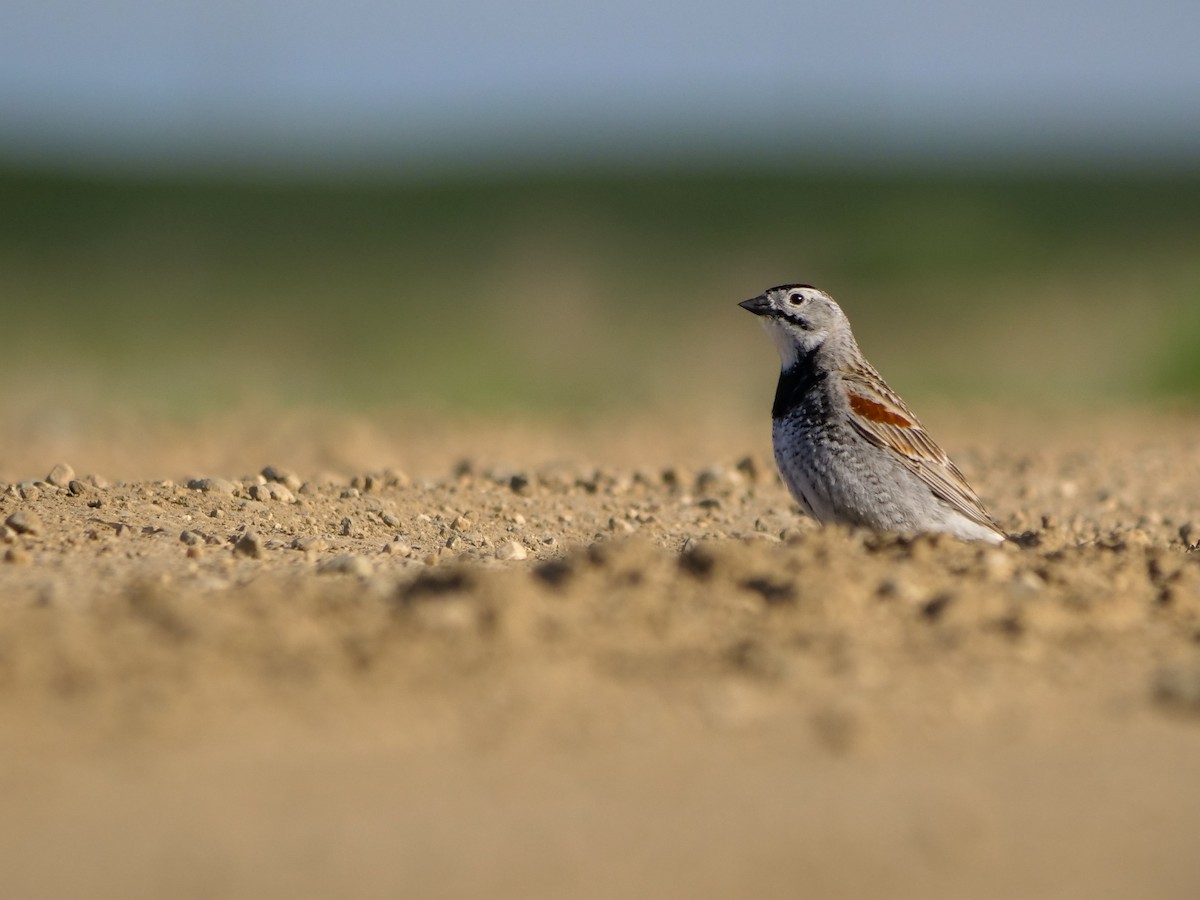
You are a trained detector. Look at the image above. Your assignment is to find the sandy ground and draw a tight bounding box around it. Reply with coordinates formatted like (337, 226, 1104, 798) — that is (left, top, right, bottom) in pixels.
(2, 406, 1200, 899)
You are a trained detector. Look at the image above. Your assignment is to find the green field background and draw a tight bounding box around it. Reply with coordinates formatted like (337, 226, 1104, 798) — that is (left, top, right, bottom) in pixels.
(4, 167, 1199, 417)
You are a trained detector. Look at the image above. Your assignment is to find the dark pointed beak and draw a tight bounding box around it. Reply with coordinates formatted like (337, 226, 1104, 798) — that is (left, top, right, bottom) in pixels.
(739, 294, 773, 316)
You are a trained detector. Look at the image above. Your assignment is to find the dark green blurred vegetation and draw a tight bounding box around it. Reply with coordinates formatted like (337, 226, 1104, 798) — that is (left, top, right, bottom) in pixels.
(3, 166, 1199, 415)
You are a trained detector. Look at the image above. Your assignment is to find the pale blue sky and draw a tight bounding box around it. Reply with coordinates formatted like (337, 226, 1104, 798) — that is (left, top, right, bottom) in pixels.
(2, 0, 1198, 171)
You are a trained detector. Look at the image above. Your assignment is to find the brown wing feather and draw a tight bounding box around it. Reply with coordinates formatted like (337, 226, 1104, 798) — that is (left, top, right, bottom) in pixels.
(838, 362, 1001, 533)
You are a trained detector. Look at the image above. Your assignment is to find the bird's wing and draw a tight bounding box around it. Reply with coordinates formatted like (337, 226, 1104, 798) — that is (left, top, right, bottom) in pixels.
(838, 362, 1002, 534)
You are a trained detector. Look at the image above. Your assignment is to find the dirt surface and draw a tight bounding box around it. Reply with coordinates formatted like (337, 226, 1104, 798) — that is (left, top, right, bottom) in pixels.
(3, 407, 1200, 899)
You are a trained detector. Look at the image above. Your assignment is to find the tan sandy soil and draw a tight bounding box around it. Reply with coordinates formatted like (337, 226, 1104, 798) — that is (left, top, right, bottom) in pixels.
(2, 407, 1200, 899)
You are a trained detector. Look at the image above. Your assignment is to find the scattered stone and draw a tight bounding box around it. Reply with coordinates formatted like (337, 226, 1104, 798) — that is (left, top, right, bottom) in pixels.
(451, 515, 472, 532)
(179, 530, 203, 546)
(317, 554, 373, 577)
(0, 524, 15, 544)
(351, 473, 381, 493)
(735, 455, 760, 483)
(46, 463, 75, 487)
(533, 558, 572, 588)
(495, 540, 527, 561)
(12, 481, 40, 501)
(188, 477, 238, 496)
(920, 592, 955, 622)
(291, 535, 329, 553)
(446, 534, 463, 550)
(741, 577, 795, 605)
(727, 638, 786, 680)
(248, 482, 295, 503)
(383, 541, 413, 557)
(510, 473, 530, 494)
(608, 517, 635, 534)
(261, 465, 302, 491)
(4, 547, 31, 565)
(341, 517, 354, 537)
(1153, 663, 1200, 714)
(695, 468, 724, 492)
(383, 468, 411, 488)
(186, 545, 203, 560)
(679, 543, 717, 578)
(5, 509, 43, 536)
(67, 480, 88, 496)
(380, 512, 400, 528)
(233, 530, 263, 558)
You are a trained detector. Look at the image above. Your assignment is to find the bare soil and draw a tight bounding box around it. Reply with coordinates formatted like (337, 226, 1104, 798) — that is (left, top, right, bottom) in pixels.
(2, 407, 1200, 899)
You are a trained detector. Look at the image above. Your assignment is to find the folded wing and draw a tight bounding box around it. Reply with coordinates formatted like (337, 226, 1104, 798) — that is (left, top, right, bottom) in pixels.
(839, 362, 1001, 535)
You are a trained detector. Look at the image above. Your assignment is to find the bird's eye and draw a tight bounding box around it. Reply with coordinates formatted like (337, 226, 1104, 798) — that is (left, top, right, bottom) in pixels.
(789, 293, 804, 305)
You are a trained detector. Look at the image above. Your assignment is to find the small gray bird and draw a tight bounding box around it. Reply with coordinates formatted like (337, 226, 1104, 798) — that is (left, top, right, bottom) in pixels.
(740, 284, 1005, 544)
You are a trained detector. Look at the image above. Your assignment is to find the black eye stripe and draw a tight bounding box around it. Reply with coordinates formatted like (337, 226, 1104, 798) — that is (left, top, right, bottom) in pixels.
(783, 311, 811, 330)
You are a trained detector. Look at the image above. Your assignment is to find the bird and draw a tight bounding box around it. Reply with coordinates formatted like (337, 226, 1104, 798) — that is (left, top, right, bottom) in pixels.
(740, 283, 1005, 544)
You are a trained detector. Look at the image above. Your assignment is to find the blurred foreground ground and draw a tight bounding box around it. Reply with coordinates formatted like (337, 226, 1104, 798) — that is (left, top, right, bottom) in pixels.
(2, 406, 1200, 899)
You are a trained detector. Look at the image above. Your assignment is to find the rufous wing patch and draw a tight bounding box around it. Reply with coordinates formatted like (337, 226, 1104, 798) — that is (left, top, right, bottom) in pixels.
(849, 393, 914, 428)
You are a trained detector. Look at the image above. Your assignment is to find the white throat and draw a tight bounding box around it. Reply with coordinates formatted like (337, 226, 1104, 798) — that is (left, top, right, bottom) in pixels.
(762, 318, 802, 370)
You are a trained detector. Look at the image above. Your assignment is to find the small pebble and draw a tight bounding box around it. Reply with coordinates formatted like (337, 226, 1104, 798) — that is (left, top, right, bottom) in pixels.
(735, 456, 760, 483)
(46, 463, 76, 487)
(14, 482, 40, 501)
(248, 482, 295, 503)
(4, 547, 31, 565)
(383, 468, 411, 488)
(317, 554, 373, 577)
(495, 540, 528, 561)
(5, 509, 43, 536)
(451, 515, 472, 532)
(608, 517, 635, 534)
(1153, 664, 1200, 714)
(179, 530, 203, 546)
(381, 512, 400, 528)
(188, 477, 238, 496)
(383, 541, 413, 557)
(291, 535, 329, 552)
(261, 465, 302, 492)
(233, 530, 263, 558)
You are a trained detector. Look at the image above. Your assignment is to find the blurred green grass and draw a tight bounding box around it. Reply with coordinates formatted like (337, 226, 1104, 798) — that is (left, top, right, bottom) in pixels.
(3, 166, 1199, 416)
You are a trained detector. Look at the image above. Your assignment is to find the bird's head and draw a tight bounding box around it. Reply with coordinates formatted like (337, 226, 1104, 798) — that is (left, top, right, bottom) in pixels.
(739, 284, 851, 367)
